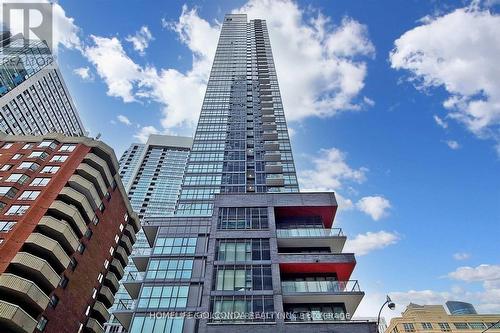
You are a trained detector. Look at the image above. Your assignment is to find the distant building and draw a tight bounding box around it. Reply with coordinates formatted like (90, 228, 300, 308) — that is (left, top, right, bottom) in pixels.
(0, 134, 139, 333)
(105, 134, 192, 333)
(0, 33, 85, 136)
(446, 301, 477, 315)
(385, 303, 500, 333)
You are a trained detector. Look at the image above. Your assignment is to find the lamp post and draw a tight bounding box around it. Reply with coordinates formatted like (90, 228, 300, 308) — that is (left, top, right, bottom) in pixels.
(377, 295, 395, 333)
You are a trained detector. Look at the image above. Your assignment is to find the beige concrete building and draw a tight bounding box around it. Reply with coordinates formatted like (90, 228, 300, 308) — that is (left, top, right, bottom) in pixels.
(385, 303, 500, 333)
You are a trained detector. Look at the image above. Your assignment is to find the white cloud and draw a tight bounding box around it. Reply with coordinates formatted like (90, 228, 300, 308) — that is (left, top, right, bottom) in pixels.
(234, 0, 375, 120)
(448, 264, 500, 282)
(299, 148, 367, 192)
(445, 140, 461, 150)
(453, 252, 471, 261)
(356, 196, 391, 221)
(390, 5, 500, 151)
(433, 115, 448, 129)
(117, 115, 132, 126)
(344, 231, 399, 256)
(73, 67, 93, 81)
(84, 35, 142, 102)
(126, 26, 154, 55)
(134, 125, 160, 143)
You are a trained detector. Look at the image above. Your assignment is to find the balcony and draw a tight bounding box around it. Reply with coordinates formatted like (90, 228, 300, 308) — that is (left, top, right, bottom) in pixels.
(124, 224, 136, 243)
(83, 153, 114, 187)
(91, 300, 110, 323)
(37, 216, 79, 253)
(68, 174, 101, 210)
(278, 253, 356, 281)
(264, 152, 281, 162)
(261, 107, 274, 115)
(112, 299, 136, 331)
(264, 141, 279, 151)
(48, 201, 87, 237)
(97, 286, 114, 308)
(266, 174, 284, 186)
(0, 273, 50, 312)
(122, 272, 144, 299)
(265, 162, 283, 173)
(114, 246, 129, 267)
(58, 187, 95, 222)
(262, 122, 277, 131)
(120, 234, 133, 255)
(109, 259, 124, 280)
(9, 252, 60, 291)
(104, 272, 119, 293)
(25, 233, 70, 272)
(0, 300, 37, 333)
(85, 317, 104, 333)
(281, 280, 364, 316)
(76, 163, 108, 197)
(276, 228, 346, 253)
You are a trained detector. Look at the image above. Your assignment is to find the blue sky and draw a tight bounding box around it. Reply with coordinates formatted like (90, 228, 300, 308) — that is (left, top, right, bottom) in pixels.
(12, 0, 500, 318)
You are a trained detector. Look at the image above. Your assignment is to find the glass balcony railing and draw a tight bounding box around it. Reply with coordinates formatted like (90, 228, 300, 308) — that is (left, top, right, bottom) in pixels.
(116, 299, 137, 311)
(277, 228, 343, 238)
(282, 280, 360, 293)
(125, 271, 144, 282)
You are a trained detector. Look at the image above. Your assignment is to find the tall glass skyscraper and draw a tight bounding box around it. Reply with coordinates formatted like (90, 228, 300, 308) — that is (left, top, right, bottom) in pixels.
(0, 33, 85, 136)
(175, 14, 298, 217)
(105, 134, 192, 333)
(115, 14, 373, 333)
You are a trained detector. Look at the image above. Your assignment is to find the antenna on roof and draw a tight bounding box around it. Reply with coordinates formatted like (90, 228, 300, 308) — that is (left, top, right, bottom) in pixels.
(95, 133, 101, 140)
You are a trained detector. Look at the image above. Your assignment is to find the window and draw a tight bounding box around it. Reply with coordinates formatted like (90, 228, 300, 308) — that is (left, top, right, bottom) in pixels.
(49, 295, 59, 308)
(5, 174, 29, 184)
(69, 258, 77, 271)
(84, 229, 93, 240)
(403, 323, 415, 332)
(36, 316, 48, 331)
(59, 276, 69, 288)
(469, 323, 486, 329)
(2, 143, 13, 149)
(214, 265, 272, 291)
(22, 143, 34, 149)
(217, 207, 269, 230)
(146, 259, 193, 280)
(422, 323, 433, 329)
(0, 221, 16, 232)
(17, 162, 40, 171)
(153, 237, 197, 255)
(50, 155, 68, 162)
(92, 216, 99, 225)
(454, 323, 469, 329)
(77, 243, 85, 254)
(30, 177, 50, 186)
(40, 166, 60, 174)
(5, 205, 29, 216)
(0, 186, 18, 199)
(38, 140, 57, 149)
(12, 153, 22, 160)
(18, 190, 40, 200)
(210, 295, 274, 323)
(59, 144, 76, 152)
(216, 239, 270, 261)
(28, 151, 48, 160)
(137, 285, 189, 310)
(438, 323, 451, 331)
(97, 273, 103, 283)
(129, 316, 184, 333)
(0, 164, 12, 171)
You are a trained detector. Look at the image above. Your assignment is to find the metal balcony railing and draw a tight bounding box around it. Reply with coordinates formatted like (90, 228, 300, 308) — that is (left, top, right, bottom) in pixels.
(116, 299, 136, 311)
(282, 280, 360, 293)
(125, 271, 144, 282)
(277, 228, 344, 238)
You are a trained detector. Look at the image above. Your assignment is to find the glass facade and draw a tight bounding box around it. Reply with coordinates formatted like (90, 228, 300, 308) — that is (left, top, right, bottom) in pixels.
(105, 135, 192, 333)
(175, 14, 298, 217)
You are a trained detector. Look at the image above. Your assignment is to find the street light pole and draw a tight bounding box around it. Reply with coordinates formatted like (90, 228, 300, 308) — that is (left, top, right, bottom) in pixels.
(377, 295, 395, 333)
